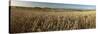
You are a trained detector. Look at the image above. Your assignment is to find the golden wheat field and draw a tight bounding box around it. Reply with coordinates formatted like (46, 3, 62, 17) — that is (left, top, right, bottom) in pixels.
(10, 6, 96, 33)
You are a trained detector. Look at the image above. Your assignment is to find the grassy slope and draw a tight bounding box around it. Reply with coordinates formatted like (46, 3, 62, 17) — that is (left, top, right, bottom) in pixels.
(10, 6, 96, 33)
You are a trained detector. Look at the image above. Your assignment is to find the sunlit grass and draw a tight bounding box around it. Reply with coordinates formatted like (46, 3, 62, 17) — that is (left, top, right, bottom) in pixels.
(10, 6, 96, 33)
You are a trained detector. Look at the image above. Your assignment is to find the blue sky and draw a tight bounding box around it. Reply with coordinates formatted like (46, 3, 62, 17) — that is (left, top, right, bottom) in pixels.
(11, 0, 96, 10)
(12, 0, 96, 5)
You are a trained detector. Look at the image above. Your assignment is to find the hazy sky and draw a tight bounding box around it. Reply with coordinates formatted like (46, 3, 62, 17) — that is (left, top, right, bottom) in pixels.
(11, 0, 96, 10)
(11, 0, 96, 5)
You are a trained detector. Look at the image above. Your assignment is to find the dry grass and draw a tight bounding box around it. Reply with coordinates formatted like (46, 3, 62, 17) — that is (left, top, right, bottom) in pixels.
(10, 6, 96, 33)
